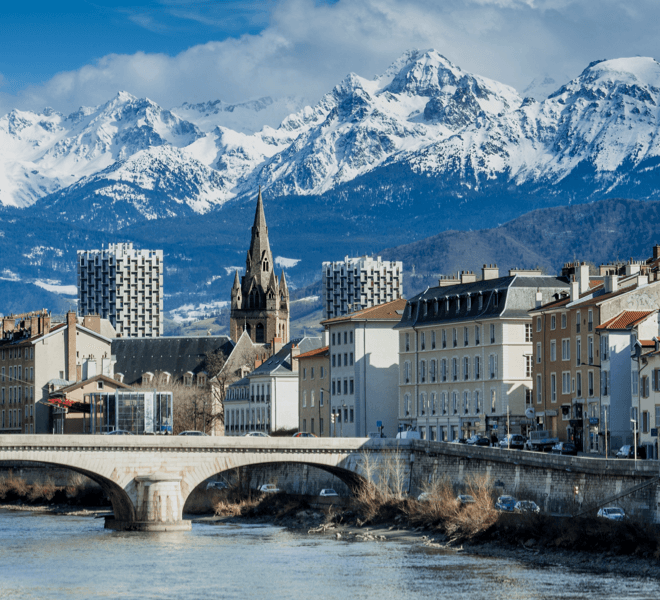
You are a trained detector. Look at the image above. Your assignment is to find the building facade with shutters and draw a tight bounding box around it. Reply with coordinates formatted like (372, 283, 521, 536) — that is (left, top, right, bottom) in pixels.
(396, 267, 569, 442)
(322, 256, 403, 320)
(78, 242, 163, 337)
(296, 346, 330, 437)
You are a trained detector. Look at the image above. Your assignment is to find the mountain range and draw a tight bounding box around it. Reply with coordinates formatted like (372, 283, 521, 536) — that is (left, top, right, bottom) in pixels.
(3, 49, 660, 319)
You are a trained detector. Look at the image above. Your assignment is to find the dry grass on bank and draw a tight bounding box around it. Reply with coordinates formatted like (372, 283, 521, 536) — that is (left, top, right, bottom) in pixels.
(0, 472, 107, 506)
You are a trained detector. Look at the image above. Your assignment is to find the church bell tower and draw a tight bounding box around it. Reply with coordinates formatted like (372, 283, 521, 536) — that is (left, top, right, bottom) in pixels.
(230, 189, 290, 344)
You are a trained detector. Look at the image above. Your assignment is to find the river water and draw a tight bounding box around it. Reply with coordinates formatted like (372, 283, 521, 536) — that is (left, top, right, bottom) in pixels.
(0, 510, 658, 600)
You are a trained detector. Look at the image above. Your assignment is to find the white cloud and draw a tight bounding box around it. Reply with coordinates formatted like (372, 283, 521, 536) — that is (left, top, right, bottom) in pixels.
(2, 0, 660, 115)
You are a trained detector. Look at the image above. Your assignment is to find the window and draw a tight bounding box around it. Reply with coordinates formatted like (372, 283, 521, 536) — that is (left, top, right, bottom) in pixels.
(442, 392, 447, 415)
(601, 335, 609, 361)
(320, 418, 324, 434)
(562, 372, 570, 395)
(404, 394, 411, 416)
(551, 374, 557, 402)
(452, 358, 458, 381)
(320, 366, 325, 379)
(551, 315, 556, 330)
(588, 310, 593, 332)
(464, 327, 469, 347)
(525, 388, 532, 407)
(452, 392, 458, 415)
(643, 411, 650, 434)
(405, 333, 410, 352)
(490, 389, 496, 413)
(536, 375, 542, 404)
(311, 367, 315, 379)
(349, 379, 354, 394)
(475, 356, 480, 380)
(430, 360, 437, 383)
(475, 390, 481, 414)
(550, 340, 556, 361)
(344, 353, 348, 366)
(641, 375, 650, 398)
(525, 323, 532, 342)
(479, 295, 483, 310)
(441, 359, 447, 382)
(453, 328, 457, 347)
(526, 355, 533, 378)
(349, 408, 354, 423)
(576, 372, 582, 397)
(576, 338, 581, 367)
(303, 368, 307, 380)
(576, 311, 581, 333)
(420, 360, 427, 383)
(332, 355, 336, 367)
(332, 380, 336, 395)
(463, 357, 469, 380)
(562, 339, 570, 361)
(493, 293, 498, 308)
(632, 370, 639, 395)
(404, 361, 411, 384)
(349, 330, 354, 344)
(588, 371, 594, 397)
(431, 392, 437, 415)
(601, 370, 609, 396)
(343, 379, 348, 395)
(475, 326, 480, 345)
(344, 331, 347, 344)
(303, 391, 307, 408)
(561, 313, 567, 329)
(320, 390, 324, 407)
(536, 316, 542, 332)
(536, 342, 542, 363)
(467, 296, 472, 310)
(490, 324, 495, 344)
(350, 353, 354, 366)
(332, 333, 336, 346)
(489, 354, 498, 379)
(588, 337, 594, 364)
(420, 393, 426, 415)
(655, 406, 660, 428)
(421, 332, 426, 351)
(431, 331, 436, 349)
(463, 391, 470, 414)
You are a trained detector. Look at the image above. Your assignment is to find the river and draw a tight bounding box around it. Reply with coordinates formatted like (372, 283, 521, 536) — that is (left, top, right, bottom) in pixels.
(0, 510, 658, 599)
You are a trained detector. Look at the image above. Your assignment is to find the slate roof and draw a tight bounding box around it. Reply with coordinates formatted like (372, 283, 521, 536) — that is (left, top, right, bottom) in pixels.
(249, 337, 322, 378)
(396, 275, 569, 329)
(321, 299, 407, 325)
(112, 335, 234, 385)
(596, 311, 655, 331)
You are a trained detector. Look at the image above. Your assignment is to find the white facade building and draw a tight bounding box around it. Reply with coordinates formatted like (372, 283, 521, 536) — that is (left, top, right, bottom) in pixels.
(322, 256, 403, 320)
(78, 243, 163, 337)
(322, 299, 406, 438)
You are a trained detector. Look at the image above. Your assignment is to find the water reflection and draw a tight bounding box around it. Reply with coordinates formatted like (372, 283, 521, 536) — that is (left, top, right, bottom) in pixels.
(0, 510, 657, 600)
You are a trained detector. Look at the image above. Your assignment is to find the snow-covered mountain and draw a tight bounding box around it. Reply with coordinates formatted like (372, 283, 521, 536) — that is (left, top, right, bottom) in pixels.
(4, 50, 660, 227)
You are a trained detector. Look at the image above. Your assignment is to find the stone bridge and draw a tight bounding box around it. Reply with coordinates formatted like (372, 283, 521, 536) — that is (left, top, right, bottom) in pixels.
(0, 436, 404, 531)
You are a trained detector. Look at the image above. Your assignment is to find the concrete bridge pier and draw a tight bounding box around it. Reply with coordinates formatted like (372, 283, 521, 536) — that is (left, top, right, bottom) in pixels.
(105, 474, 191, 532)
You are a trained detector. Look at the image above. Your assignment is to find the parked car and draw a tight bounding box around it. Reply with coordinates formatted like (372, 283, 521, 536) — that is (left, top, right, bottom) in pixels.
(104, 430, 134, 435)
(206, 481, 228, 491)
(292, 432, 317, 438)
(466, 435, 490, 446)
(452, 438, 468, 444)
(319, 489, 339, 497)
(457, 494, 476, 504)
(499, 434, 526, 450)
(597, 507, 625, 521)
(514, 500, 540, 514)
(495, 495, 518, 512)
(178, 431, 208, 436)
(525, 430, 559, 452)
(616, 445, 647, 459)
(551, 442, 578, 456)
(259, 484, 280, 493)
(396, 430, 421, 440)
(244, 432, 270, 437)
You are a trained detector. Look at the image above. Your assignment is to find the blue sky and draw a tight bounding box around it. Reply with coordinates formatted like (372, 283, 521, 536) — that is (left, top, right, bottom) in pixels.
(2, 0, 660, 115)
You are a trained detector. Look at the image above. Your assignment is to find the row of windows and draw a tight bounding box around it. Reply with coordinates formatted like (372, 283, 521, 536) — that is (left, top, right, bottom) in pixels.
(0, 386, 34, 405)
(331, 406, 354, 424)
(332, 353, 353, 368)
(536, 310, 594, 333)
(225, 407, 269, 432)
(402, 355, 499, 384)
(302, 366, 325, 380)
(536, 336, 596, 366)
(301, 417, 324, 435)
(537, 371, 596, 403)
(409, 291, 499, 319)
(331, 330, 354, 346)
(302, 390, 325, 408)
(332, 379, 354, 395)
(1, 365, 34, 383)
(402, 389, 499, 416)
(1, 408, 22, 429)
(0, 348, 34, 361)
(404, 324, 502, 352)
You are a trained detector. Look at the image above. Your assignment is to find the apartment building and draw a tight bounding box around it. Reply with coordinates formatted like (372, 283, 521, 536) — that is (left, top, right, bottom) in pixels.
(530, 262, 660, 453)
(322, 256, 403, 320)
(296, 346, 330, 437)
(78, 243, 163, 338)
(636, 343, 660, 460)
(397, 267, 569, 442)
(224, 337, 322, 436)
(0, 311, 115, 434)
(321, 299, 406, 438)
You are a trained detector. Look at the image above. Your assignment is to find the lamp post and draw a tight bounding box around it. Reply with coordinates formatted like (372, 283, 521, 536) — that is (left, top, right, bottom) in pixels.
(631, 418, 638, 470)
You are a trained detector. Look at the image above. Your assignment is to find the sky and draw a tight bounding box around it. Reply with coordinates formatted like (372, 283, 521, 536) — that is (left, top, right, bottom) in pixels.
(2, 0, 660, 115)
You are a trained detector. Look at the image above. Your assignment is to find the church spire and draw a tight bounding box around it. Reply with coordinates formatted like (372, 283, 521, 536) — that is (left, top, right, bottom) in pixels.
(253, 186, 267, 231)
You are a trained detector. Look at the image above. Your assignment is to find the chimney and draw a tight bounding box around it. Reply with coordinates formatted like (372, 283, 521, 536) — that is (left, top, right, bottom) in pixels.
(272, 336, 283, 355)
(460, 270, 477, 284)
(535, 289, 543, 308)
(654, 245, 660, 261)
(604, 274, 619, 294)
(570, 276, 580, 302)
(438, 274, 460, 287)
(291, 344, 300, 371)
(482, 264, 499, 281)
(578, 262, 590, 294)
(83, 314, 101, 334)
(66, 311, 77, 382)
(625, 262, 641, 276)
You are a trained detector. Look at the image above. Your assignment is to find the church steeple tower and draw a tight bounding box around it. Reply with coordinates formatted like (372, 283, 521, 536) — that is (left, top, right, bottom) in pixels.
(230, 189, 290, 345)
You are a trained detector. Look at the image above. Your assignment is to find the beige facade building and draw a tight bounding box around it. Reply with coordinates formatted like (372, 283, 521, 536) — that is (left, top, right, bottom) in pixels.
(396, 267, 569, 442)
(296, 346, 330, 437)
(0, 311, 115, 434)
(78, 242, 163, 337)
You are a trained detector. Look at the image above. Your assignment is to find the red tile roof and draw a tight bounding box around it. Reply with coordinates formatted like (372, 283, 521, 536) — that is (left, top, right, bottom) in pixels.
(296, 346, 329, 360)
(321, 298, 407, 325)
(597, 311, 654, 331)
